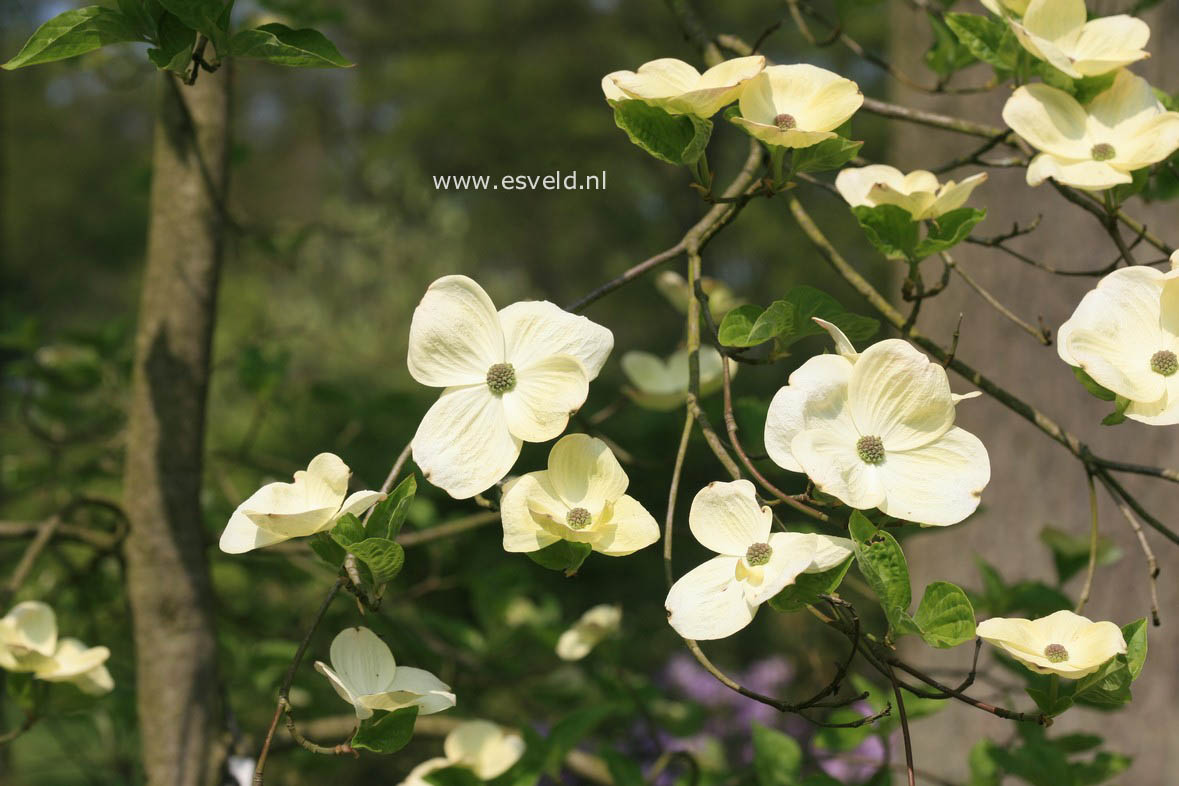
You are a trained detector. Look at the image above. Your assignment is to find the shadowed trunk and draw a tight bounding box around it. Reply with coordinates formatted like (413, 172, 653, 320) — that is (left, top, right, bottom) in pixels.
(122, 66, 230, 786)
(888, 3, 1179, 781)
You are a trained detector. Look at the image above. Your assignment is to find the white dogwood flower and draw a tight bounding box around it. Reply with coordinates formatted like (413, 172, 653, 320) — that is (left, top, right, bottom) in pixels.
(1003, 70, 1179, 191)
(0, 601, 57, 671)
(621, 346, 736, 411)
(556, 604, 622, 661)
(219, 453, 383, 554)
(1009, 0, 1149, 79)
(500, 434, 659, 556)
(409, 275, 613, 500)
(33, 638, 114, 695)
(399, 720, 525, 786)
(980, 0, 1029, 16)
(606, 56, 766, 117)
(977, 610, 1127, 679)
(315, 627, 456, 721)
(764, 335, 989, 526)
(654, 271, 742, 318)
(665, 480, 853, 640)
(1058, 259, 1179, 424)
(731, 64, 863, 149)
(835, 165, 987, 221)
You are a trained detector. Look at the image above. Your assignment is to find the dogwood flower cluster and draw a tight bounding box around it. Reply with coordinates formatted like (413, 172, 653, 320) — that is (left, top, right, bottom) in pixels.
(220, 452, 383, 554)
(400, 720, 525, 786)
(0, 601, 113, 695)
(1007, 0, 1149, 78)
(977, 610, 1127, 679)
(835, 165, 987, 220)
(621, 345, 736, 411)
(500, 434, 659, 556)
(1057, 252, 1179, 424)
(665, 480, 854, 640)
(764, 321, 990, 526)
(315, 627, 455, 720)
(602, 57, 863, 149)
(556, 604, 621, 661)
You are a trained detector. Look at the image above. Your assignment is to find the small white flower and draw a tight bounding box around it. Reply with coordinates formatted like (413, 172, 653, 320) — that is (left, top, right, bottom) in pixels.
(764, 328, 989, 526)
(409, 275, 613, 500)
(399, 720, 526, 786)
(1009, 0, 1149, 79)
(977, 610, 1127, 679)
(32, 637, 114, 695)
(835, 165, 987, 221)
(1058, 258, 1179, 424)
(731, 64, 863, 149)
(665, 480, 853, 640)
(219, 453, 383, 554)
(606, 56, 766, 117)
(500, 434, 659, 556)
(556, 604, 622, 661)
(315, 627, 456, 721)
(1003, 70, 1179, 191)
(0, 601, 57, 671)
(620, 346, 736, 412)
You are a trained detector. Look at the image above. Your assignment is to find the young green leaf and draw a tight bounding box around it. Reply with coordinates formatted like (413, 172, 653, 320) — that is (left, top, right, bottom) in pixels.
(717, 301, 792, 348)
(1039, 526, 1122, 585)
(777, 286, 880, 348)
(769, 557, 853, 613)
(1101, 395, 1131, 426)
(915, 207, 987, 258)
(945, 13, 1016, 71)
(4, 7, 144, 70)
(330, 512, 366, 548)
(852, 204, 921, 261)
(912, 581, 976, 648)
(350, 706, 419, 754)
(229, 23, 355, 68)
(156, 0, 226, 49)
(925, 13, 976, 78)
(1071, 366, 1117, 401)
(347, 537, 406, 584)
(612, 100, 712, 166)
(1121, 618, 1147, 680)
(367, 474, 416, 540)
(526, 540, 592, 576)
(308, 531, 347, 567)
(752, 723, 803, 786)
(790, 136, 864, 175)
(849, 512, 916, 635)
(147, 12, 196, 72)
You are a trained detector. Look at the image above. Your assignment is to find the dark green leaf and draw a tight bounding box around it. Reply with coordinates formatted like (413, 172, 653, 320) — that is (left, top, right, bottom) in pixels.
(425, 768, 483, 786)
(1072, 72, 1118, 105)
(915, 207, 987, 258)
(542, 705, 617, 775)
(4, 7, 143, 70)
(368, 474, 416, 540)
(1101, 395, 1130, 426)
(752, 722, 802, 786)
(1022, 672, 1074, 716)
(229, 23, 354, 68)
(849, 512, 916, 635)
(790, 136, 864, 175)
(147, 12, 196, 72)
(348, 537, 405, 584)
(852, 204, 921, 261)
(350, 706, 418, 754)
(1122, 618, 1147, 680)
(156, 0, 226, 47)
(527, 540, 592, 576)
(913, 581, 976, 648)
(599, 750, 645, 786)
(717, 302, 791, 348)
(611, 100, 712, 165)
(777, 285, 880, 349)
(330, 512, 366, 548)
(769, 557, 852, 613)
(308, 531, 346, 567)
(1072, 367, 1116, 401)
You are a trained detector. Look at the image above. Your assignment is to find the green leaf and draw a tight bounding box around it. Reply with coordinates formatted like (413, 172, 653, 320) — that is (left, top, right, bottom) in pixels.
(1023, 672, 1074, 716)
(599, 750, 645, 786)
(945, 13, 1016, 71)
(611, 100, 712, 166)
(769, 556, 852, 613)
(367, 474, 416, 540)
(347, 537, 405, 584)
(752, 722, 803, 786)
(425, 768, 483, 786)
(717, 302, 791, 348)
(1071, 366, 1116, 401)
(229, 23, 354, 68)
(1073, 656, 1132, 708)
(912, 581, 976, 648)
(330, 512, 366, 548)
(542, 705, 617, 775)
(147, 12, 196, 72)
(849, 512, 916, 635)
(1101, 395, 1130, 426)
(790, 136, 864, 175)
(1039, 526, 1122, 585)
(4, 7, 143, 70)
(1121, 618, 1147, 680)
(350, 706, 418, 754)
(776, 285, 880, 349)
(925, 13, 976, 78)
(852, 204, 920, 261)
(156, 0, 226, 47)
(1072, 72, 1117, 105)
(914, 207, 987, 258)
(967, 740, 1001, 786)
(308, 531, 346, 567)
(526, 540, 592, 576)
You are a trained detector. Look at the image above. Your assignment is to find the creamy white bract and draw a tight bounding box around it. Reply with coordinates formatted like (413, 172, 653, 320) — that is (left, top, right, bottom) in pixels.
(500, 434, 659, 556)
(604, 56, 766, 117)
(399, 720, 525, 786)
(315, 627, 455, 720)
(665, 480, 853, 640)
(621, 346, 736, 411)
(731, 64, 863, 149)
(408, 275, 613, 499)
(1009, 0, 1149, 79)
(0, 601, 113, 695)
(835, 165, 987, 221)
(764, 322, 989, 526)
(977, 610, 1127, 679)
(1058, 255, 1179, 425)
(1003, 70, 1179, 191)
(556, 604, 622, 661)
(219, 452, 383, 554)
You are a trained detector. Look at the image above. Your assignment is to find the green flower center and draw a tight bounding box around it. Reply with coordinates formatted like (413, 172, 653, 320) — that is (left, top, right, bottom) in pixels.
(1090, 143, 1116, 162)
(566, 507, 592, 530)
(1150, 350, 1178, 377)
(745, 542, 772, 567)
(856, 435, 885, 465)
(773, 113, 797, 130)
(485, 363, 517, 395)
(1043, 643, 1069, 663)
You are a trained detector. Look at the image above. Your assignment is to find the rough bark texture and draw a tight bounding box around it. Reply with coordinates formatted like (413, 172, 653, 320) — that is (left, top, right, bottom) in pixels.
(122, 68, 230, 786)
(887, 3, 1179, 780)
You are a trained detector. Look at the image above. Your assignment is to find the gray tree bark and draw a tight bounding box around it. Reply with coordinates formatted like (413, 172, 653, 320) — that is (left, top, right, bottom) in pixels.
(122, 66, 230, 786)
(887, 3, 1179, 781)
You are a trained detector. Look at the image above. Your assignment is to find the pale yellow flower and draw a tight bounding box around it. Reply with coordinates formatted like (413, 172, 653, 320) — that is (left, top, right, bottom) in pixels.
(977, 610, 1126, 679)
(1010, 0, 1149, 78)
(606, 56, 766, 117)
(835, 165, 987, 220)
(621, 346, 736, 411)
(731, 64, 863, 149)
(556, 604, 621, 661)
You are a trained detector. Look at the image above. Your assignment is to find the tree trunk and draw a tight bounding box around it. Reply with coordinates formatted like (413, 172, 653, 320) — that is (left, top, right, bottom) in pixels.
(122, 66, 230, 786)
(888, 3, 1179, 780)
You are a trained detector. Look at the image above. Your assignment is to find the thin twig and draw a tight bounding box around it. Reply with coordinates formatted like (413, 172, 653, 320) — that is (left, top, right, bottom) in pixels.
(1075, 471, 1099, 614)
